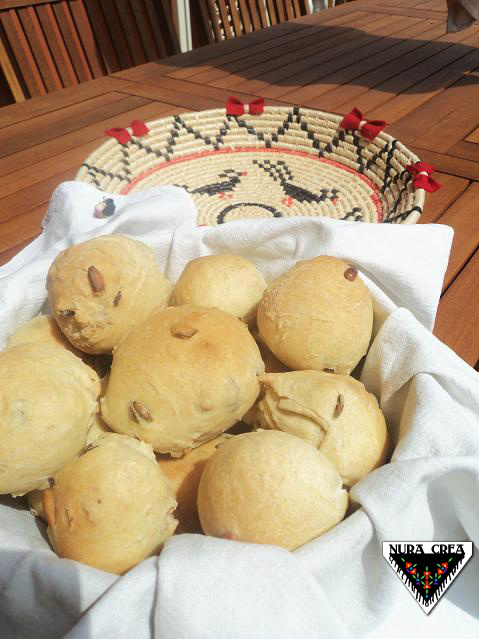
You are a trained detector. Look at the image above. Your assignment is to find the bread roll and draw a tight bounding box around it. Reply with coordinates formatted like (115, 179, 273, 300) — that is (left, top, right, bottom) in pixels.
(44, 433, 177, 574)
(197, 430, 348, 550)
(158, 435, 230, 533)
(47, 234, 172, 354)
(101, 306, 264, 456)
(7, 315, 84, 359)
(0, 344, 100, 496)
(257, 256, 373, 374)
(170, 254, 266, 325)
(6, 315, 113, 378)
(258, 371, 388, 486)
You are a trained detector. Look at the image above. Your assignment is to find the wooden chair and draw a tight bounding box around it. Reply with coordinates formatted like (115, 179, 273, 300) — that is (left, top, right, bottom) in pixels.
(199, 0, 311, 44)
(0, 0, 180, 102)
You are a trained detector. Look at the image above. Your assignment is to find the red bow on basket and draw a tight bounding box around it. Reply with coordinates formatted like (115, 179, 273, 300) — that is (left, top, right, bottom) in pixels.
(340, 107, 386, 141)
(405, 162, 442, 193)
(105, 120, 149, 144)
(226, 96, 265, 116)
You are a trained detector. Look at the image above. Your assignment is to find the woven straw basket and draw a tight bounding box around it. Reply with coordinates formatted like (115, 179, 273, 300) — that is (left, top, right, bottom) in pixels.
(75, 106, 424, 226)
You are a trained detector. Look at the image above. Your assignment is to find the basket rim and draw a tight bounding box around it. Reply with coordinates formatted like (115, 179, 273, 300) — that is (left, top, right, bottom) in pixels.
(75, 105, 425, 225)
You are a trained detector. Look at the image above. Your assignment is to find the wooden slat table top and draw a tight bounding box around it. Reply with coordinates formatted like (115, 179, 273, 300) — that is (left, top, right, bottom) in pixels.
(0, 0, 478, 367)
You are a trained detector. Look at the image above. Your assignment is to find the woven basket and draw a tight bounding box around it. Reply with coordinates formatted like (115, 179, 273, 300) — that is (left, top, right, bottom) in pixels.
(75, 106, 424, 225)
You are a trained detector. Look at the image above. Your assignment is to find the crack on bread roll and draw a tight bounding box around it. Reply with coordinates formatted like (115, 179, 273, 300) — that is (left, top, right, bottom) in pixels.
(256, 371, 388, 487)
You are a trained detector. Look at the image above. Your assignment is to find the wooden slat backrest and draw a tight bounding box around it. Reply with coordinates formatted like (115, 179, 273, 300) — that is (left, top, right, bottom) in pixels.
(201, 0, 310, 42)
(144, 0, 177, 58)
(0, 8, 47, 96)
(268, 0, 308, 22)
(245, 1, 262, 30)
(52, 2, 94, 83)
(0, 0, 180, 102)
(0, 21, 24, 100)
(228, 0, 244, 35)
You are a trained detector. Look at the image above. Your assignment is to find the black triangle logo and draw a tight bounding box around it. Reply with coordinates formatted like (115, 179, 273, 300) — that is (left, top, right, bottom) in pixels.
(383, 542, 473, 614)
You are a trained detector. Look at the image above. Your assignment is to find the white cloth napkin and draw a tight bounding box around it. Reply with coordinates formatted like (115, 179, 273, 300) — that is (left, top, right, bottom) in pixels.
(1, 183, 478, 639)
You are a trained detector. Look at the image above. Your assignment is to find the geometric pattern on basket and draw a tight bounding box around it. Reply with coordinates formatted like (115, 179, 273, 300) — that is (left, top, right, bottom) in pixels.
(76, 106, 425, 225)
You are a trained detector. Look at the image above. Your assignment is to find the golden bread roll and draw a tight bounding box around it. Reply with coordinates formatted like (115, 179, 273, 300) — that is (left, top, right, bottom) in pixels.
(0, 344, 100, 496)
(257, 371, 388, 487)
(7, 314, 85, 359)
(197, 430, 348, 550)
(170, 254, 266, 325)
(44, 433, 177, 575)
(46, 234, 172, 354)
(101, 306, 264, 456)
(25, 364, 112, 522)
(6, 315, 113, 378)
(158, 435, 230, 533)
(257, 256, 373, 374)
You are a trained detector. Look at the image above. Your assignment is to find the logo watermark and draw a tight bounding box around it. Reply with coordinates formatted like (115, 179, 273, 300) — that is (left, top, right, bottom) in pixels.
(382, 541, 473, 614)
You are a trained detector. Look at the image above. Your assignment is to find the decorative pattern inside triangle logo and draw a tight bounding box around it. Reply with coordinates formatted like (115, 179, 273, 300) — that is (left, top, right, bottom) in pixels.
(383, 542, 473, 614)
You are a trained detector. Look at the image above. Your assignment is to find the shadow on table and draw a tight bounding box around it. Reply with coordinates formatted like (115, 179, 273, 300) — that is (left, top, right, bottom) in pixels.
(148, 21, 479, 101)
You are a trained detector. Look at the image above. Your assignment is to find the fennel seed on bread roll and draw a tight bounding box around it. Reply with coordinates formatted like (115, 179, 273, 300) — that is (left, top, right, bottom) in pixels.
(198, 430, 347, 550)
(257, 256, 373, 374)
(0, 344, 100, 496)
(46, 234, 172, 354)
(170, 254, 266, 325)
(44, 433, 177, 575)
(257, 371, 388, 487)
(101, 306, 264, 456)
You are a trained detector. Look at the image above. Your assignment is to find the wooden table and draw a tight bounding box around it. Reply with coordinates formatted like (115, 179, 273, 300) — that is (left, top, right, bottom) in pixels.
(1, 0, 478, 367)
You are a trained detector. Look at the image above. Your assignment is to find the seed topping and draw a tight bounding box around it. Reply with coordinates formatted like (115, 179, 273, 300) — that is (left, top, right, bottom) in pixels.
(130, 401, 153, 422)
(128, 404, 139, 423)
(334, 394, 344, 418)
(344, 266, 358, 281)
(171, 324, 197, 339)
(88, 265, 105, 294)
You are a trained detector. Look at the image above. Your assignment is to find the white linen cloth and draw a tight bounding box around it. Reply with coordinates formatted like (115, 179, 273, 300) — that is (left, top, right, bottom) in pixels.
(0, 182, 478, 639)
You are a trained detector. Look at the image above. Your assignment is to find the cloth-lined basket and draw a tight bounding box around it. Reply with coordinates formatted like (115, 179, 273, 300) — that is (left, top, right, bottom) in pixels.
(75, 106, 425, 225)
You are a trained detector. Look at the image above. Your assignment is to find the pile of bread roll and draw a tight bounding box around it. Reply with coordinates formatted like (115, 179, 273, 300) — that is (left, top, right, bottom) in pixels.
(0, 234, 389, 574)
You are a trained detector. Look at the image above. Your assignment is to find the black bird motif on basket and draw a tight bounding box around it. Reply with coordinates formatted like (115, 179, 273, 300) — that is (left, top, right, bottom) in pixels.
(177, 169, 246, 197)
(253, 159, 339, 205)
